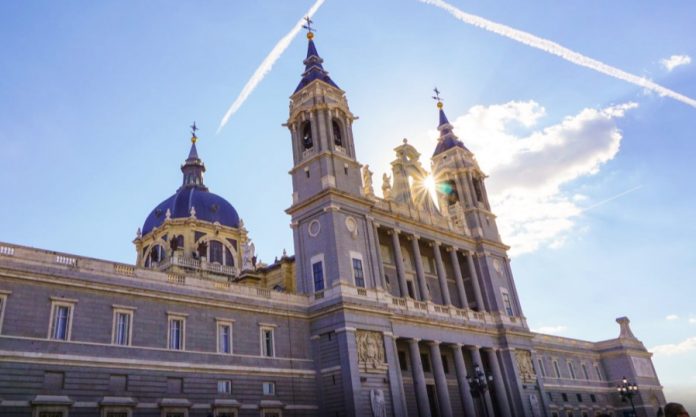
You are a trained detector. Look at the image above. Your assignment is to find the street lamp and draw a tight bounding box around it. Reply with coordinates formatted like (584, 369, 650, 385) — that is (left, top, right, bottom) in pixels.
(467, 363, 493, 417)
(617, 376, 639, 417)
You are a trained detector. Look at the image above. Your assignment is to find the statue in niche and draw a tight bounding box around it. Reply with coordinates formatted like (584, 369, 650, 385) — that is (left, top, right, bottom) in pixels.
(515, 350, 536, 382)
(381, 173, 392, 200)
(242, 239, 256, 270)
(370, 389, 386, 417)
(356, 330, 385, 370)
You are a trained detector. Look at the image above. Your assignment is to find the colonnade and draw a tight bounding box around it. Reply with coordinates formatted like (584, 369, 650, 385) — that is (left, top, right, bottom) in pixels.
(399, 338, 513, 417)
(382, 227, 485, 311)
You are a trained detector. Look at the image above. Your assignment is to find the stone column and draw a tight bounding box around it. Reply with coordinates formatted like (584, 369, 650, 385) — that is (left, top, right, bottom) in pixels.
(469, 346, 495, 417)
(372, 223, 387, 290)
(448, 248, 469, 309)
(385, 335, 408, 417)
(410, 235, 430, 301)
(390, 229, 409, 298)
(452, 344, 477, 417)
(486, 348, 513, 417)
(466, 251, 485, 311)
(432, 241, 452, 305)
(429, 341, 453, 417)
(408, 338, 431, 417)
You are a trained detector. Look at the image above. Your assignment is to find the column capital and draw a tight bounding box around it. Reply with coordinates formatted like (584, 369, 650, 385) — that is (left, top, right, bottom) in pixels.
(427, 340, 442, 346)
(467, 344, 481, 351)
(432, 240, 442, 247)
(445, 246, 454, 252)
(407, 338, 421, 345)
(450, 342, 463, 348)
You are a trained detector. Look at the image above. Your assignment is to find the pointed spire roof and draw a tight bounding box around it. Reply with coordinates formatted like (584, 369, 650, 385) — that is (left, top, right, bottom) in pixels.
(179, 122, 208, 191)
(294, 29, 340, 93)
(432, 100, 469, 156)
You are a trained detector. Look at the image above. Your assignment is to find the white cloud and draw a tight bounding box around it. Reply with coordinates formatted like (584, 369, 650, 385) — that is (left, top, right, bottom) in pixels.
(689, 317, 696, 324)
(532, 325, 567, 334)
(445, 101, 637, 255)
(661, 54, 692, 72)
(666, 314, 679, 321)
(652, 336, 696, 356)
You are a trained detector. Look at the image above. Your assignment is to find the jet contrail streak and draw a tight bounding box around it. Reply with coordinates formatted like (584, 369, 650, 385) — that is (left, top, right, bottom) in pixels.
(420, 0, 696, 109)
(580, 185, 643, 213)
(217, 0, 325, 134)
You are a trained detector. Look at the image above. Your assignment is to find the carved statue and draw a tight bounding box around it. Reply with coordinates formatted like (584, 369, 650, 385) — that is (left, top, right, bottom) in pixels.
(189, 206, 196, 218)
(165, 208, 171, 221)
(515, 350, 535, 382)
(356, 330, 385, 370)
(370, 389, 386, 417)
(381, 173, 392, 200)
(242, 239, 256, 270)
(362, 164, 375, 196)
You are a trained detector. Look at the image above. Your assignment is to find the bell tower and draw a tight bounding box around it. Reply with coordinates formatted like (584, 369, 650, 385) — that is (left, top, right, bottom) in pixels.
(286, 25, 362, 205)
(285, 23, 379, 297)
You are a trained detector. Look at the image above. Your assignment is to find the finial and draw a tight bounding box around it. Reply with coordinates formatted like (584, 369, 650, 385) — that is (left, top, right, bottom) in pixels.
(303, 16, 315, 40)
(432, 87, 444, 109)
(190, 121, 199, 144)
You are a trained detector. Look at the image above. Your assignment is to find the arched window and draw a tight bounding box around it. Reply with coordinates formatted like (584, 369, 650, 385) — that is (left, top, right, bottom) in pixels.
(443, 180, 459, 206)
(209, 240, 223, 264)
(301, 122, 313, 149)
(224, 247, 234, 266)
(473, 178, 484, 203)
(150, 245, 165, 264)
(332, 120, 343, 147)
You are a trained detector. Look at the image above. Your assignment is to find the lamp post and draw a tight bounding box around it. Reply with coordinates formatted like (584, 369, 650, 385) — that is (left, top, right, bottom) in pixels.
(467, 363, 493, 417)
(617, 376, 639, 417)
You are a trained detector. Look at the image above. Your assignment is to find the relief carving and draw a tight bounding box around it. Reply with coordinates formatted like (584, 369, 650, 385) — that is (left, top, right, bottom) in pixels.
(356, 330, 387, 372)
(515, 350, 536, 382)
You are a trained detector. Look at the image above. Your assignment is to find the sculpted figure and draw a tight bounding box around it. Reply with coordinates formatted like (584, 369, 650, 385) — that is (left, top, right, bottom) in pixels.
(381, 173, 392, 200)
(362, 164, 375, 196)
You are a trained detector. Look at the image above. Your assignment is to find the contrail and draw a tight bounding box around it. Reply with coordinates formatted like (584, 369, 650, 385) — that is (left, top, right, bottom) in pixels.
(580, 185, 643, 213)
(420, 0, 696, 109)
(217, 0, 325, 134)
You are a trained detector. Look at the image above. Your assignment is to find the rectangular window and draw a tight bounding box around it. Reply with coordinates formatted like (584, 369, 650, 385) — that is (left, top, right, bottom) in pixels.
(406, 281, 415, 299)
(582, 363, 589, 380)
(553, 360, 561, 378)
(38, 412, 65, 417)
(352, 258, 365, 288)
(217, 380, 232, 394)
(398, 351, 408, 371)
(421, 353, 431, 373)
(168, 316, 186, 350)
(312, 261, 324, 292)
(561, 393, 568, 402)
(594, 365, 602, 380)
(568, 362, 576, 379)
(49, 300, 75, 341)
(217, 322, 232, 354)
(576, 393, 583, 402)
(501, 290, 513, 316)
(0, 292, 8, 334)
(590, 394, 596, 403)
(441, 355, 449, 373)
(538, 358, 546, 377)
(112, 308, 133, 346)
(261, 327, 275, 357)
(262, 381, 276, 395)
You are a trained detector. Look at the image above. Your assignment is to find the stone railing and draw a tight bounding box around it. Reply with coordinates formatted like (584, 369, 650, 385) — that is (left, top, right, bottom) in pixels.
(157, 256, 238, 277)
(0, 241, 309, 308)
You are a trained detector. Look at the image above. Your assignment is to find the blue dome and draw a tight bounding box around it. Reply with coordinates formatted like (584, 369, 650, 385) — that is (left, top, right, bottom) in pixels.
(142, 187, 240, 235)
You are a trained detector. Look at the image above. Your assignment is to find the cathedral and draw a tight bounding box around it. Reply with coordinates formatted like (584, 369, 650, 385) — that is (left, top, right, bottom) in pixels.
(0, 27, 665, 417)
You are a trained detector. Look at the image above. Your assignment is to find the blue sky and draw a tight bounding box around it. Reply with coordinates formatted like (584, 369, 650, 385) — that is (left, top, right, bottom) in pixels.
(1, 0, 695, 408)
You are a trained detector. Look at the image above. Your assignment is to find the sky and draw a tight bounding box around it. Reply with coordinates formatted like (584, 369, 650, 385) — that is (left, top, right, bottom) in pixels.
(1, 0, 695, 408)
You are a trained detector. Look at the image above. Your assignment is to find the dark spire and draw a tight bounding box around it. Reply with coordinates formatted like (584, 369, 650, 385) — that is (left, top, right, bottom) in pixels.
(179, 122, 208, 191)
(430, 92, 468, 156)
(294, 20, 340, 93)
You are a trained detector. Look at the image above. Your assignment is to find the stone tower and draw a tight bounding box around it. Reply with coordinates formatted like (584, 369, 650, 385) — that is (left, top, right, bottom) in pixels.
(285, 29, 379, 296)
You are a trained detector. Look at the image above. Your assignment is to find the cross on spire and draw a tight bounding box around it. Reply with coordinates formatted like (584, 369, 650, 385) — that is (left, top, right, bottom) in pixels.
(190, 121, 199, 143)
(303, 16, 316, 39)
(432, 87, 444, 108)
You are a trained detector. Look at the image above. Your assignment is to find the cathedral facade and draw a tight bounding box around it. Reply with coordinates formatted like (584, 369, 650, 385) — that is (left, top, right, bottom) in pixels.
(0, 31, 665, 417)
